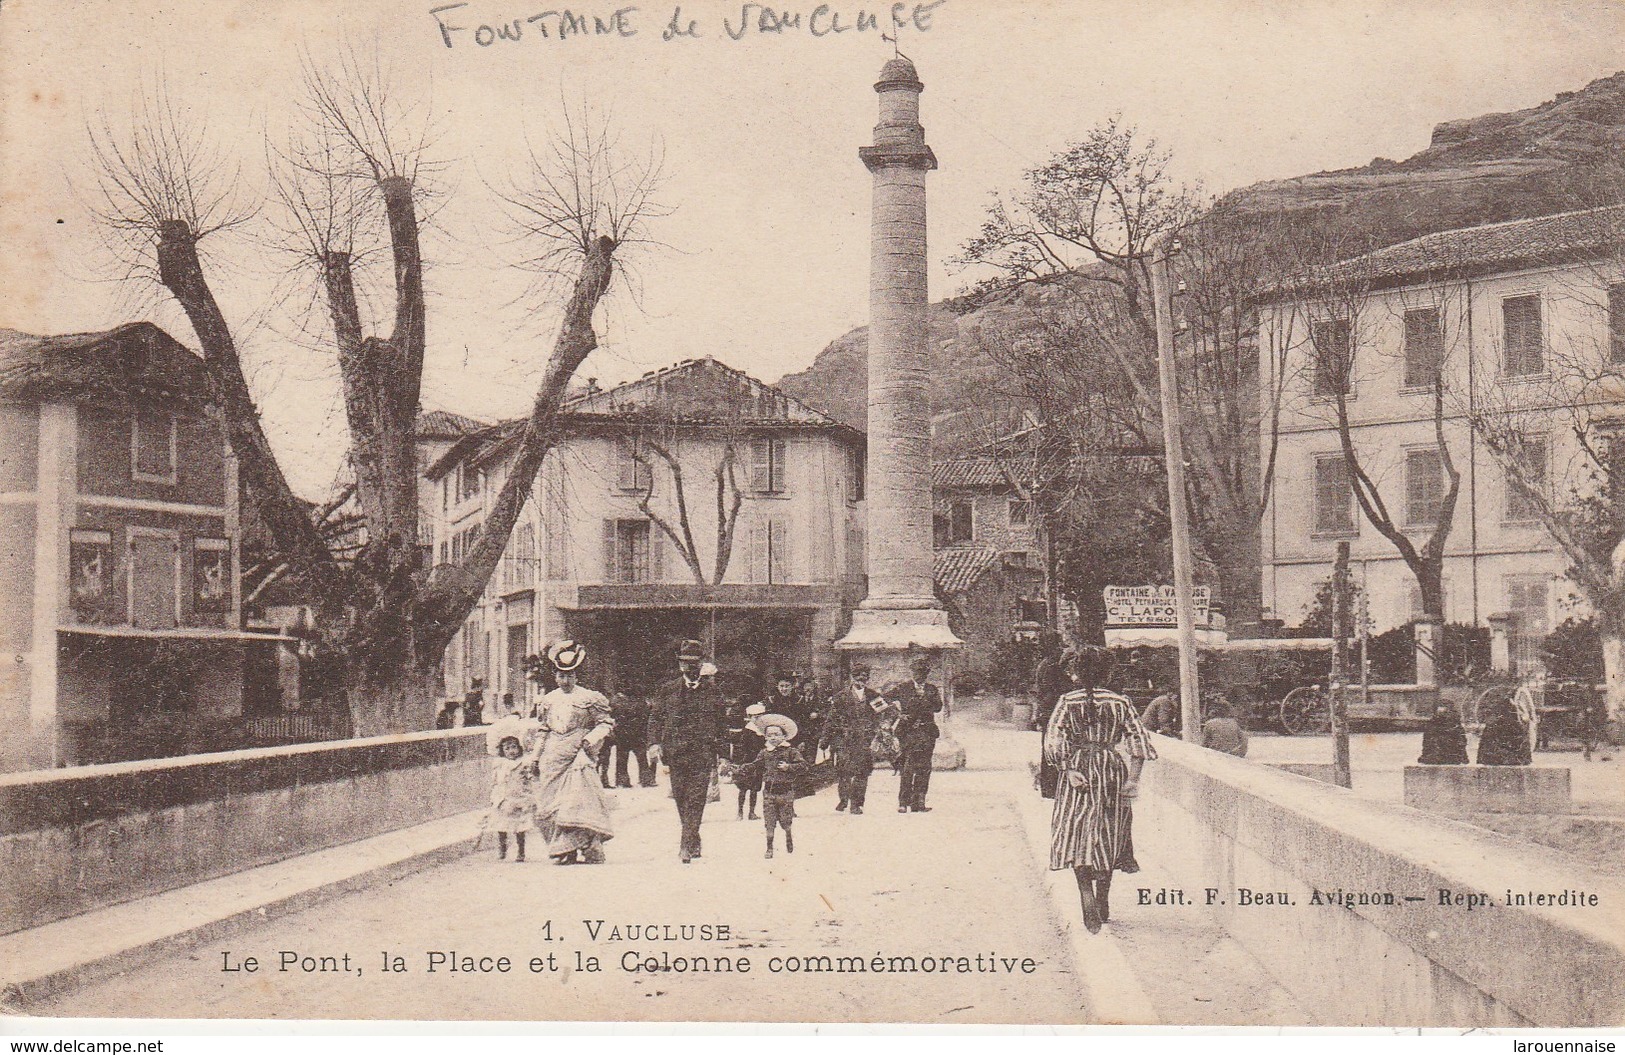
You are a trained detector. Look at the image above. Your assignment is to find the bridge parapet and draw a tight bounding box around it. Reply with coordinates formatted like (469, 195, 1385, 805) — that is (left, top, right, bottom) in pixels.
(1140, 736, 1625, 1027)
(1, 728, 488, 936)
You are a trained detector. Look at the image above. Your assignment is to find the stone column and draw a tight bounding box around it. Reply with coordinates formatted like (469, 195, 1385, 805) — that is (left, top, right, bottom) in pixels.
(837, 58, 963, 734)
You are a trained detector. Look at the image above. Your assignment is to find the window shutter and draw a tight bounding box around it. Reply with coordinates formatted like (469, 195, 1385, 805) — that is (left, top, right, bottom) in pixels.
(1314, 456, 1352, 534)
(1312, 319, 1352, 398)
(1406, 449, 1442, 525)
(751, 440, 771, 492)
(602, 519, 618, 583)
(771, 440, 787, 493)
(1503, 295, 1544, 376)
(647, 526, 660, 583)
(1403, 308, 1442, 389)
(769, 519, 787, 584)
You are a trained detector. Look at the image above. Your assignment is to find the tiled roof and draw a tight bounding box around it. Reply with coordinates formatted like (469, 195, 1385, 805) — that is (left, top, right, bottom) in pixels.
(934, 545, 999, 595)
(1287, 205, 1625, 297)
(933, 456, 1031, 490)
(566, 356, 847, 427)
(416, 409, 487, 438)
(424, 357, 859, 480)
(0, 322, 214, 412)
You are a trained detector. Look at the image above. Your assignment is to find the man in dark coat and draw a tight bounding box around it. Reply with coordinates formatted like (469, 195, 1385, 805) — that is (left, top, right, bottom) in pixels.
(600, 690, 653, 788)
(889, 655, 944, 813)
(820, 664, 893, 815)
(649, 640, 725, 862)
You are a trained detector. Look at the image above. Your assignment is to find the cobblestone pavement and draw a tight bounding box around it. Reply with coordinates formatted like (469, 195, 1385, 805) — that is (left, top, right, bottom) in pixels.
(34, 740, 1088, 1024)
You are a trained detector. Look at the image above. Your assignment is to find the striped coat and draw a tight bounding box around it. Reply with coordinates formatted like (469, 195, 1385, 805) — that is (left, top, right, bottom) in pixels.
(1044, 687, 1156, 873)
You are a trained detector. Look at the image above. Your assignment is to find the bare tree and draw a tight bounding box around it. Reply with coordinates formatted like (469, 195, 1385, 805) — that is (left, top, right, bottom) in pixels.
(625, 423, 748, 586)
(956, 120, 1296, 628)
(86, 60, 664, 734)
(1278, 239, 1466, 626)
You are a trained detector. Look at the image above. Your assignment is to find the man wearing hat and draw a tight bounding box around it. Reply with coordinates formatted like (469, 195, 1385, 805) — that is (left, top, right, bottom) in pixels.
(649, 639, 726, 862)
(819, 663, 894, 815)
(889, 654, 944, 813)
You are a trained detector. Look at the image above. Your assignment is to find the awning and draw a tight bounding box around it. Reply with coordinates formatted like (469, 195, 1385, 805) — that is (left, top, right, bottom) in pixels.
(1104, 627, 1230, 649)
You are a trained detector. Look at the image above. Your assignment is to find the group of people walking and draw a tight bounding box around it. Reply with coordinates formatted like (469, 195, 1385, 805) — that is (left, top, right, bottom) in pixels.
(482, 639, 948, 866)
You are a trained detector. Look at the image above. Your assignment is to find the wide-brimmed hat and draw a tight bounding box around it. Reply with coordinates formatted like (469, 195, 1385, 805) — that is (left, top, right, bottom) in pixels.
(676, 639, 705, 662)
(548, 640, 587, 672)
(750, 712, 798, 741)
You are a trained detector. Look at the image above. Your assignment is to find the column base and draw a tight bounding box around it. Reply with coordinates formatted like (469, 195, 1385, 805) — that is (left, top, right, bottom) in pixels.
(836, 605, 965, 770)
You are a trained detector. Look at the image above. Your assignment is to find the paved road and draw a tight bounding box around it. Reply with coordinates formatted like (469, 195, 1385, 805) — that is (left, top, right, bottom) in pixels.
(37, 742, 1087, 1024)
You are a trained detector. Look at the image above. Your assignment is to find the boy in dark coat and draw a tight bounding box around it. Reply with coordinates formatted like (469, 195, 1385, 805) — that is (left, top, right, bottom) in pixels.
(738, 716, 809, 858)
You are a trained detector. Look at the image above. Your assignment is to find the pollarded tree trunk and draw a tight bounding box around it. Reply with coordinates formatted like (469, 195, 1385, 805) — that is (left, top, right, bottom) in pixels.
(345, 663, 444, 740)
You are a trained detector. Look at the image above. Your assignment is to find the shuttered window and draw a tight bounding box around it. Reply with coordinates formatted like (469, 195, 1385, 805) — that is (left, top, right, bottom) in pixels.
(748, 519, 788, 584)
(1403, 307, 1443, 390)
(751, 438, 788, 494)
(1505, 436, 1548, 523)
(616, 437, 651, 492)
(602, 519, 653, 583)
(1405, 448, 1444, 526)
(1311, 318, 1353, 398)
(1502, 294, 1545, 377)
(1313, 454, 1355, 534)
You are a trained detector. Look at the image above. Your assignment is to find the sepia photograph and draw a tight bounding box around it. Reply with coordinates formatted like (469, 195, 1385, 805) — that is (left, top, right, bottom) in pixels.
(1, 0, 1624, 1032)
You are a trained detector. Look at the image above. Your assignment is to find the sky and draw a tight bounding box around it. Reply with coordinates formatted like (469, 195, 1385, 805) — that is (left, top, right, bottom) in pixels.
(3, 0, 1625, 496)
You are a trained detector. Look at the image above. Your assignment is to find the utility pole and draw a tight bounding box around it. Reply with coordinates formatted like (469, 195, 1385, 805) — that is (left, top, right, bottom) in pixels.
(1330, 541, 1354, 788)
(1149, 236, 1202, 743)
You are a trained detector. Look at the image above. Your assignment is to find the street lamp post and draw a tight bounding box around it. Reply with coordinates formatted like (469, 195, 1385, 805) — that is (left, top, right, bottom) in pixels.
(1148, 236, 1202, 742)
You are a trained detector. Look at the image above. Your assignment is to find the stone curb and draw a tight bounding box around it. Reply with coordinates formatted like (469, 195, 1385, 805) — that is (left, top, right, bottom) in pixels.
(1005, 777, 1161, 1025)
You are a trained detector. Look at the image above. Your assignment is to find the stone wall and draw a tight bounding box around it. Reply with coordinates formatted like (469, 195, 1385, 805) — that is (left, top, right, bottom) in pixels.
(1139, 736, 1625, 1027)
(0, 728, 488, 935)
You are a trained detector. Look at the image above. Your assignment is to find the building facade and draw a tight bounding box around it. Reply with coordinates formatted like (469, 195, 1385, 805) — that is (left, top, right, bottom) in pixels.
(932, 455, 1047, 683)
(0, 323, 276, 771)
(1260, 206, 1625, 669)
(425, 358, 866, 709)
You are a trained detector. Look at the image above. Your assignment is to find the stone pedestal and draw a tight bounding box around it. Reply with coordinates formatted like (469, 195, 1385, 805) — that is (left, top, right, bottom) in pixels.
(1403, 764, 1572, 815)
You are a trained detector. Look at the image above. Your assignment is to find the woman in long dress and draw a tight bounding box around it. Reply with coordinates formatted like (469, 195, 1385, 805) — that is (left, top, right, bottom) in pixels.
(532, 640, 616, 864)
(1045, 645, 1156, 933)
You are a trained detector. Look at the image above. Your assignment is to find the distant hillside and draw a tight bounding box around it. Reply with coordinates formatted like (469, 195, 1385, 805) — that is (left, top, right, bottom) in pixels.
(778, 71, 1625, 436)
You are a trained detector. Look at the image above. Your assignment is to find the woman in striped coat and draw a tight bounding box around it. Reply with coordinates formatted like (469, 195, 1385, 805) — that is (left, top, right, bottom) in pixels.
(1045, 645, 1156, 933)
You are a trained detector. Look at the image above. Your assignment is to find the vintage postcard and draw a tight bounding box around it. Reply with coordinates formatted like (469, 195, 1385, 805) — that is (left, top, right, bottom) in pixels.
(1, 0, 1623, 1032)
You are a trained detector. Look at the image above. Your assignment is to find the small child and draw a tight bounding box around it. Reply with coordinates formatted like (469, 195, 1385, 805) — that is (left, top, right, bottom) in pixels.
(739, 716, 809, 859)
(732, 702, 767, 821)
(489, 735, 537, 862)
